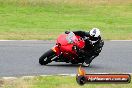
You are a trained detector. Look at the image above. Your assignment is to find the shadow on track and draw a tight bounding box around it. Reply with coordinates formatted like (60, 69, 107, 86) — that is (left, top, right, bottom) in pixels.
(44, 63, 102, 69)
(46, 63, 81, 67)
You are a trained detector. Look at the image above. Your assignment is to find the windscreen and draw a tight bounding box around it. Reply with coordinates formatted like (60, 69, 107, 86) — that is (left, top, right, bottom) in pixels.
(66, 32, 78, 44)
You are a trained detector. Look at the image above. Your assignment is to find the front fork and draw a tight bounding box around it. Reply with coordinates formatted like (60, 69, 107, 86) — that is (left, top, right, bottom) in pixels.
(52, 45, 60, 55)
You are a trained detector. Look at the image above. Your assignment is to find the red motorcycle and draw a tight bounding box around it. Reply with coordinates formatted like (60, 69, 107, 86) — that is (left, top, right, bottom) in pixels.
(39, 32, 87, 65)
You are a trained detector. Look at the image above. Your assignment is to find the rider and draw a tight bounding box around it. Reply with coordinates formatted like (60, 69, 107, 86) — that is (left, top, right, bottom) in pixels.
(65, 28, 104, 66)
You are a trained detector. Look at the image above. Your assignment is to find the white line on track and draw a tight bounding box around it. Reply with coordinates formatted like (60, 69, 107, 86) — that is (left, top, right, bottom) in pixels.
(1, 73, 132, 79)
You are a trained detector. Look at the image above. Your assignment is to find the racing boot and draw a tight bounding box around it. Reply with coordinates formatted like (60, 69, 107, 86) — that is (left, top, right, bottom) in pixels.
(83, 62, 90, 67)
(83, 56, 95, 67)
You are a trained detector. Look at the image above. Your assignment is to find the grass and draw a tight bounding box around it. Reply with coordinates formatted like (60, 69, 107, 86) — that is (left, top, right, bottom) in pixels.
(0, 0, 132, 40)
(0, 76, 132, 88)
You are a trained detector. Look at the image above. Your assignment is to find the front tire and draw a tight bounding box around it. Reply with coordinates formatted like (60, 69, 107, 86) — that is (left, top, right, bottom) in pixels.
(39, 49, 56, 65)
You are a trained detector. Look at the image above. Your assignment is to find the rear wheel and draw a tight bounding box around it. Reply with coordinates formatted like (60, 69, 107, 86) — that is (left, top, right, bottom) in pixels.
(39, 49, 56, 65)
(71, 61, 78, 64)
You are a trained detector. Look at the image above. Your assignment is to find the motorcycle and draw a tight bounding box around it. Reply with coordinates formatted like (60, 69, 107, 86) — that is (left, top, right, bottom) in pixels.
(39, 32, 92, 66)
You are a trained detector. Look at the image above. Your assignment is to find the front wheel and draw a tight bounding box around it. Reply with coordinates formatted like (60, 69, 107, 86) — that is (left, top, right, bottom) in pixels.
(39, 49, 56, 65)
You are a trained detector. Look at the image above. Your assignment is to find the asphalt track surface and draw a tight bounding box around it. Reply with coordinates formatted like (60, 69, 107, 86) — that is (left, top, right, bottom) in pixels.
(0, 40, 132, 77)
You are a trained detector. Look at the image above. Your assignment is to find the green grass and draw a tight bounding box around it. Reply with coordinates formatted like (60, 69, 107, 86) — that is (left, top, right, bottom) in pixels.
(0, 0, 132, 40)
(0, 76, 132, 88)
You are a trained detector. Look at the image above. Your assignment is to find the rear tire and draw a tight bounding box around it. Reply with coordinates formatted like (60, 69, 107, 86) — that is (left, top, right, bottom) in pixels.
(71, 61, 78, 64)
(39, 49, 56, 65)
